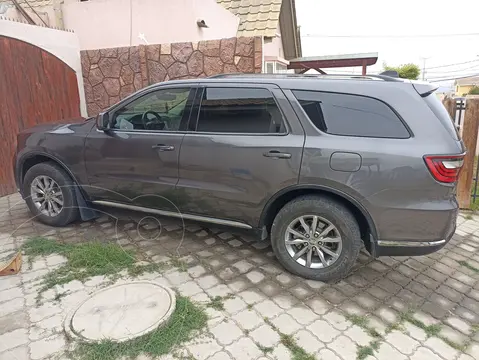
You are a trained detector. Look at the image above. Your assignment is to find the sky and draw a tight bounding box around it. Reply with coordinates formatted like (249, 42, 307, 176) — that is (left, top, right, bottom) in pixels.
(295, 0, 479, 86)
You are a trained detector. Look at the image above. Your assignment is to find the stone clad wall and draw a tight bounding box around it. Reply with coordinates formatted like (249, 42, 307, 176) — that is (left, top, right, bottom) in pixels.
(81, 36, 262, 116)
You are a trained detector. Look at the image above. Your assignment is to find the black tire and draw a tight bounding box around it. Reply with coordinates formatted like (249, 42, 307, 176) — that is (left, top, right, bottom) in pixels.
(271, 195, 362, 282)
(23, 162, 79, 226)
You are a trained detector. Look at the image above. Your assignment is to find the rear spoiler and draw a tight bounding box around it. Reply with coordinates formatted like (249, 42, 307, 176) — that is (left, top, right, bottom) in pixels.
(378, 71, 439, 96)
(411, 81, 438, 97)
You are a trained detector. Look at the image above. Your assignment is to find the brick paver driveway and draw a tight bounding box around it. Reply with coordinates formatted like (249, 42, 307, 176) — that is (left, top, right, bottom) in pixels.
(0, 192, 478, 360)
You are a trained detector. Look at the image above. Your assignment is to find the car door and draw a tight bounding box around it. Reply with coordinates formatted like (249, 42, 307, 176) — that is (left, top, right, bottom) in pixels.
(84, 85, 197, 211)
(176, 83, 305, 228)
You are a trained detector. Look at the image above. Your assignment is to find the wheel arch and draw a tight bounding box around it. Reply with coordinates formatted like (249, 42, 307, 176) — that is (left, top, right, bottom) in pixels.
(17, 152, 82, 195)
(259, 185, 378, 254)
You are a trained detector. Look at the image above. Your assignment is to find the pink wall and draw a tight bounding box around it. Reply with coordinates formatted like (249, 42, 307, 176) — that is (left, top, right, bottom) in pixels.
(62, 0, 240, 50)
(263, 24, 287, 64)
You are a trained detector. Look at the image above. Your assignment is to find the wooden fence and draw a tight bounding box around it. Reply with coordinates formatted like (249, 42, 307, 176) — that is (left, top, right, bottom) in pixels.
(0, 36, 81, 196)
(443, 97, 479, 209)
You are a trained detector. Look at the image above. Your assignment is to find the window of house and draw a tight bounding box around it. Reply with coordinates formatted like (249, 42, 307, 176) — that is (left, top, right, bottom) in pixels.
(112, 88, 191, 131)
(293, 90, 410, 138)
(196, 88, 286, 134)
(265, 62, 274, 74)
(275, 63, 288, 73)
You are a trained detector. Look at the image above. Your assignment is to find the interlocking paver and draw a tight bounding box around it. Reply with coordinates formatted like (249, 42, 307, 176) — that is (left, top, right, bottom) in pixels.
(305, 297, 331, 315)
(0, 328, 28, 353)
(232, 309, 263, 331)
(307, 319, 340, 342)
(286, 305, 318, 325)
(424, 337, 459, 359)
(323, 311, 350, 331)
(253, 300, 282, 318)
(385, 330, 420, 355)
(226, 337, 262, 360)
(271, 343, 292, 360)
(223, 297, 248, 315)
(1, 193, 479, 360)
(344, 325, 373, 346)
(250, 324, 280, 347)
(1, 346, 29, 360)
(328, 335, 357, 359)
(410, 347, 444, 360)
(273, 292, 299, 310)
(238, 289, 266, 305)
(439, 325, 469, 345)
(317, 348, 342, 360)
(293, 329, 323, 354)
(210, 321, 243, 345)
(187, 338, 222, 360)
(272, 313, 302, 335)
(376, 342, 408, 360)
(30, 334, 66, 360)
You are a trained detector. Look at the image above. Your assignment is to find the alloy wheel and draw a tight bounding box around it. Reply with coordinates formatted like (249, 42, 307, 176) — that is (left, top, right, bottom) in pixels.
(284, 215, 342, 269)
(30, 175, 64, 217)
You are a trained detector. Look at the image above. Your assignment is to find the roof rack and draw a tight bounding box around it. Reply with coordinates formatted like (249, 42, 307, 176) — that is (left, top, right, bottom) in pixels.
(208, 73, 402, 82)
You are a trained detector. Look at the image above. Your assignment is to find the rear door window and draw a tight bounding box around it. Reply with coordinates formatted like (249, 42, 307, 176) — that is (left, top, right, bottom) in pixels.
(293, 90, 410, 139)
(195, 87, 286, 134)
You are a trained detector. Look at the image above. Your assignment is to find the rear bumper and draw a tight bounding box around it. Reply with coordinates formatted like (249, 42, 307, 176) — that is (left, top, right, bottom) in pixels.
(375, 218, 456, 257)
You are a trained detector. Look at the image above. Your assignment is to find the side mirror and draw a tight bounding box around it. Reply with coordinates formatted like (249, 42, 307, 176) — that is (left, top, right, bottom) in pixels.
(96, 112, 110, 131)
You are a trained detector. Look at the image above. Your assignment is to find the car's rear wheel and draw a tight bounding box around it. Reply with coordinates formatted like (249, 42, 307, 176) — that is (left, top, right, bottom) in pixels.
(271, 195, 362, 282)
(23, 162, 79, 226)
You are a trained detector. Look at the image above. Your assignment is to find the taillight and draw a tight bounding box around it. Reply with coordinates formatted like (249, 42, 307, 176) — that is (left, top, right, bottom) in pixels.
(424, 154, 465, 183)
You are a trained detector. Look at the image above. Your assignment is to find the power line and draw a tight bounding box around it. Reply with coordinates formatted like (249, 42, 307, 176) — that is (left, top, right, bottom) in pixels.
(303, 32, 479, 38)
(426, 64, 479, 74)
(428, 73, 479, 82)
(425, 59, 479, 69)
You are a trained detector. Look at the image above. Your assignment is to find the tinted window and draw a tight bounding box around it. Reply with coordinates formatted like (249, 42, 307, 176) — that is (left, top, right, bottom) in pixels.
(112, 88, 191, 131)
(196, 88, 286, 134)
(293, 90, 410, 138)
(423, 94, 459, 140)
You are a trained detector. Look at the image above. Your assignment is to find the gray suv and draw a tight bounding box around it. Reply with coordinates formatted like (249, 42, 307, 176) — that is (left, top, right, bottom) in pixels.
(14, 74, 464, 281)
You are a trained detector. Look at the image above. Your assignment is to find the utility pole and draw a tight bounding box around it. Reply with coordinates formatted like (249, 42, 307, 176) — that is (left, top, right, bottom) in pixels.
(420, 57, 430, 81)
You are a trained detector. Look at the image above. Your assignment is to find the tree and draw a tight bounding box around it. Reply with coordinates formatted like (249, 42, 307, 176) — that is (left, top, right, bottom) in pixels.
(468, 86, 479, 95)
(383, 63, 421, 80)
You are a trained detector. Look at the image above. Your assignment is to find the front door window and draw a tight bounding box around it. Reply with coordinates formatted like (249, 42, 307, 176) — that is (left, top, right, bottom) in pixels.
(112, 88, 191, 131)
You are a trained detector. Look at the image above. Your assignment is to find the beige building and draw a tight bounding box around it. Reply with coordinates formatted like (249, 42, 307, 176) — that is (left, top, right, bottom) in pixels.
(455, 76, 479, 96)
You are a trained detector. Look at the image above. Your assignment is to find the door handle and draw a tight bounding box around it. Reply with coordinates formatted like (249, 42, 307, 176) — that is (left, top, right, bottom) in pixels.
(152, 144, 175, 151)
(263, 150, 292, 159)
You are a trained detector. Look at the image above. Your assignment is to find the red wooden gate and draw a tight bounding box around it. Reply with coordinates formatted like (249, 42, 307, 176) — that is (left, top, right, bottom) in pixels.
(0, 36, 81, 196)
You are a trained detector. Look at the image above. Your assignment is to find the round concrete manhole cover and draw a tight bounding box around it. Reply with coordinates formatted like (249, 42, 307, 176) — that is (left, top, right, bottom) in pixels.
(64, 281, 176, 342)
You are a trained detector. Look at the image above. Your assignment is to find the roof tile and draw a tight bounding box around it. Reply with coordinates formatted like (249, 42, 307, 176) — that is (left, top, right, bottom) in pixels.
(217, 0, 283, 37)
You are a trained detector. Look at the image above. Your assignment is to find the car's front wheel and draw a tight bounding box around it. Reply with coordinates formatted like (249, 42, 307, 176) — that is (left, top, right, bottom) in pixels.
(271, 195, 362, 282)
(23, 162, 79, 226)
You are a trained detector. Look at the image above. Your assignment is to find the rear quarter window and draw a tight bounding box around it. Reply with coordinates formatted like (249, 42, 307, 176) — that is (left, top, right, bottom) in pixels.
(293, 90, 410, 139)
(423, 94, 459, 140)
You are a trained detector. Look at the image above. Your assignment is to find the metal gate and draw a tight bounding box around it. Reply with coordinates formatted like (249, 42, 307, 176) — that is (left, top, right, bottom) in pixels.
(0, 36, 81, 196)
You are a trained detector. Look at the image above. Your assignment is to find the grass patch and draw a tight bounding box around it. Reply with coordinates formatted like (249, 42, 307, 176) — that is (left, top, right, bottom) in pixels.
(464, 214, 474, 220)
(400, 311, 441, 338)
(346, 314, 370, 328)
(170, 257, 188, 272)
(257, 344, 273, 354)
(53, 292, 67, 302)
(264, 318, 315, 360)
(357, 345, 374, 360)
(458, 260, 479, 273)
(70, 296, 207, 360)
(345, 314, 383, 339)
(22, 237, 167, 300)
(206, 294, 234, 311)
(279, 333, 316, 360)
